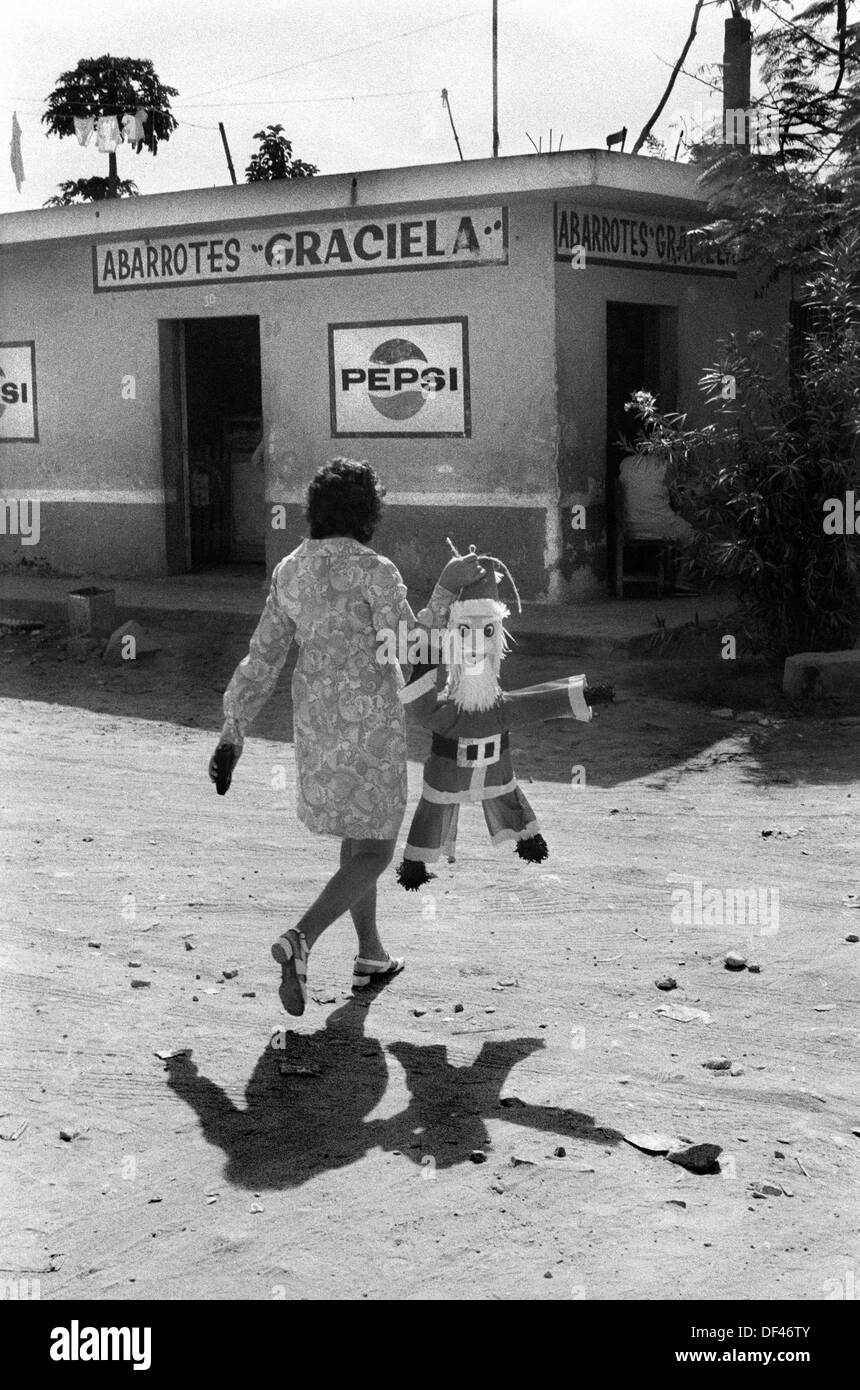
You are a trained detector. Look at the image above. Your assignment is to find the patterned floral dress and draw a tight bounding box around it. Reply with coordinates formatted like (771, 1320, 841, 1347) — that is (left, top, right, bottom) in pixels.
(222, 537, 452, 840)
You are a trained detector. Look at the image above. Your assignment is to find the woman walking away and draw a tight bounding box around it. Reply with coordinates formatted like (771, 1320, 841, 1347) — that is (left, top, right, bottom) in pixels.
(208, 458, 483, 1016)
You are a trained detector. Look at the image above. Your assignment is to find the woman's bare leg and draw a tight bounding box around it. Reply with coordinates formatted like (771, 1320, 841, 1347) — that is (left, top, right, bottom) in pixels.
(342, 839, 388, 961)
(291, 837, 395, 953)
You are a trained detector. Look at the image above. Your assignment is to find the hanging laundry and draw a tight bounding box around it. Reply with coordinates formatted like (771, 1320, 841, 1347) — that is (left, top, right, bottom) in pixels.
(95, 115, 121, 153)
(121, 109, 146, 147)
(73, 116, 95, 147)
(10, 112, 24, 193)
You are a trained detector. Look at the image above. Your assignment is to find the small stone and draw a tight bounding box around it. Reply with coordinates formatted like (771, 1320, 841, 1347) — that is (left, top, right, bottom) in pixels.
(553, 1146, 566, 1158)
(667, 1142, 722, 1174)
(544, 1271, 553, 1279)
(250, 1203, 264, 1214)
(747, 963, 761, 973)
(469, 1149, 487, 1164)
(655, 975, 677, 991)
(413, 1008, 426, 1017)
(59, 1127, 79, 1141)
(846, 934, 859, 944)
(130, 978, 151, 989)
(241, 991, 256, 998)
(128, 960, 142, 968)
(724, 951, 747, 971)
(667, 1199, 687, 1208)
(750, 1182, 783, 1198)
(205, 1196, 218, 1205)
(154, 1048, 192, 1061)
(485, 1007, 496, 1014)
(710, 708, 734, 719)
(454, 1003, 464, 1013)
(491, 1183, 505, 1195)
(311, 991, 337, 1004)
(702, 1057, 732, 1071)
(222, 968, 238, 979)
(191, 995, 199, 1002)
(510, 1155, 537, 1167)
(87, 940, 101, 949)
(623, 1133, 679, 1156)
(500, 1096, 526, 1108)
(147, 1195, 163, 1204)
(184, 941, 195, 951)
(730, 1064, 745, 1077)
(497, 979, 517, 987)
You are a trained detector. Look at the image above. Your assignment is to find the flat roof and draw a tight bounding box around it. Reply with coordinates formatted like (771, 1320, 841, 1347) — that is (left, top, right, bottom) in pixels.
(0, 149, 709, 248)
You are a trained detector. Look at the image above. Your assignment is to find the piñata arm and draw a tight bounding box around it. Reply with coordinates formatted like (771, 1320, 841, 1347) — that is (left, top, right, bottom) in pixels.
(503, 675, 595, 727)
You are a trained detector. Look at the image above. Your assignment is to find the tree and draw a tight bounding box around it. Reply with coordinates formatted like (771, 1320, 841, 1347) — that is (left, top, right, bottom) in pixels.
(623, 235, 860, 658)
(42, 55, 178, 205)
(245, 125, 318, 182)
(693, 1, 859, 280)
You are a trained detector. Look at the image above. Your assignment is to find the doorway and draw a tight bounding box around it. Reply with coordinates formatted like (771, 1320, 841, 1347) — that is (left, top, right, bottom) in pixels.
(605, 302, 677, 592)
(160, 316, 264, 571)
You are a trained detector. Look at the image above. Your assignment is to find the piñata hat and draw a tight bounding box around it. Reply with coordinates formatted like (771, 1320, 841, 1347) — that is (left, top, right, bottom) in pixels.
(445, 539, 522, 624)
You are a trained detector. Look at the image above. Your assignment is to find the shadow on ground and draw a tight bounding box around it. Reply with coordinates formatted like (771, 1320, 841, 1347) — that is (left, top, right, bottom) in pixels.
(164, 991, 621, 1190)
(3, 620, 857, 788)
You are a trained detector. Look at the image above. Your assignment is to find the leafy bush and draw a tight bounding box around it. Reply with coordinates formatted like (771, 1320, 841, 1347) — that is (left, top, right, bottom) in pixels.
(623, 236, 860, 658)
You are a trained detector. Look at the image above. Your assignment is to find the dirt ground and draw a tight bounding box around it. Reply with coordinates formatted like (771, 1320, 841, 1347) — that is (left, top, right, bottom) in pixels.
(1, 615, 858, 1301)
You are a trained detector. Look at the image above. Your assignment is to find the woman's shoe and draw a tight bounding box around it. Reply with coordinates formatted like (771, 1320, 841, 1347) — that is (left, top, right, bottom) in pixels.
(352, 954, 405, 990)
(271, 930, 309, 1016)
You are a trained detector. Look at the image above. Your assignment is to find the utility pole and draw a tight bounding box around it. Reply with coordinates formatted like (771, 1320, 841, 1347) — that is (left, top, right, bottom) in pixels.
(492, 0, 499, 156)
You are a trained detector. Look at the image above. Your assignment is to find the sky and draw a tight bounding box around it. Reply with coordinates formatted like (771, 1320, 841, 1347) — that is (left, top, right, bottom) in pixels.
(1, 0, 754, 214)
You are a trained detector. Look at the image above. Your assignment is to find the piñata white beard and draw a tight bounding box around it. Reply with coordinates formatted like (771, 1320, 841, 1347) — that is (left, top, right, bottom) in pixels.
(445, 628, 505, 712)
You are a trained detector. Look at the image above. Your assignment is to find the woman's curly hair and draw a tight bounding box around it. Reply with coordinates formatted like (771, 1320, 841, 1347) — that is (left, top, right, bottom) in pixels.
(306, 458, 385, 544)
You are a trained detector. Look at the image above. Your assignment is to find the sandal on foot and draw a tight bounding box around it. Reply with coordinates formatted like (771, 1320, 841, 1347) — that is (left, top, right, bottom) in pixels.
(271, 930, 309, 1016)
(352, 953, 405, 990)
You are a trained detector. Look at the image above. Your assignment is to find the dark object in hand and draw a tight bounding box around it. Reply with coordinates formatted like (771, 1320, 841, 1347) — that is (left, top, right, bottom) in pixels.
(213, 742, 238, 795)
(585, 683, 615, 706)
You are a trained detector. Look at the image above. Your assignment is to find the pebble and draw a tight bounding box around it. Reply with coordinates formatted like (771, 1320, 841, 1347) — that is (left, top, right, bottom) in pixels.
(130, 979, 151, 989)
(702, 1057, 732, 1070)
(250, 1203, 264, 1214)
(454, 1003, 464, 1013)
(491, 1183, 505, 1195)
(724, 951, 747, 971)
(655, 975, 677, 991)
(500, 1096, 525, 1108)
(413, 1007, 426, 1017)
(128, 960, 141, 968)
(87, 940, 101, 949)
(59, 1127, 79, 1141)
(469, 1150, 487, 1164)
(730, 1064, 745, 1077)
(241, 991, 256, 998)
(497, 979, 517, 987)
(485, 1007, 496, 1014)
(553, 1146, 566, 1158)
(751, 1182, 783, 1198)
(747, 963, 761, 973)
(846, 935, 859, 944)
(222, 968, 238, 979)
(667, 1142, 722, 1174)
(184, 941, 195, 951)
(510, 1155, 537, 1167)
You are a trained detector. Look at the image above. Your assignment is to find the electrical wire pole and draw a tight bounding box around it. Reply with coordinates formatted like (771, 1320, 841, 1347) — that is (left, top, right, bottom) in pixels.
(219, 122, 237, 185)
(492, 0, 499, 156)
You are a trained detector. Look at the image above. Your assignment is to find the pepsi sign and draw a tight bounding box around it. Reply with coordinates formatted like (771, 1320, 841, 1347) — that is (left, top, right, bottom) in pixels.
(0, 342, 38, 442)
(329, 318, 470, 438)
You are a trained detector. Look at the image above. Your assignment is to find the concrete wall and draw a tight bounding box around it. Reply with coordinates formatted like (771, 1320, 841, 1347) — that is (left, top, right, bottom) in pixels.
(554, 255, 790, 596)
(0, 200, 559, 599)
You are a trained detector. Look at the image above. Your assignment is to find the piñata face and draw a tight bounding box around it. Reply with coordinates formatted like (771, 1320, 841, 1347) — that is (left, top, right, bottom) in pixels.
(445, 600, 510, 711)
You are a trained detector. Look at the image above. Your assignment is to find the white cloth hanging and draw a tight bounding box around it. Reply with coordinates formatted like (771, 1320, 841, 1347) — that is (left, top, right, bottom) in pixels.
(121, 109, 146, 146)
(73, 116, 95, 147)
(95, 115, 121, 153)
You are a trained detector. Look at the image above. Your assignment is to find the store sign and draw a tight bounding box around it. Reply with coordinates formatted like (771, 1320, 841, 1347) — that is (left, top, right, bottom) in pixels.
(554, 204, 737, 276)
(329, 318, 470, 438)
(92, 207, 508, 292)
(0, 342, 38, 442)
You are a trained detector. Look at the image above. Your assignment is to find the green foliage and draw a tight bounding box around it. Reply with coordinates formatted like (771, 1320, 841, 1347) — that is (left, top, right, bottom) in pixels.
(42, 54, 178, 202)
(693, 0, 859, 278)
(44, 177, 138, 206)
(245, 125, 318, 182)
(624, 237, 860, 658)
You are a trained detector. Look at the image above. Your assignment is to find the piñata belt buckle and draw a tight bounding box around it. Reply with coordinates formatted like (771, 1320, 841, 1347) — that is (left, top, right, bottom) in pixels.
(456, 733, 502, 768)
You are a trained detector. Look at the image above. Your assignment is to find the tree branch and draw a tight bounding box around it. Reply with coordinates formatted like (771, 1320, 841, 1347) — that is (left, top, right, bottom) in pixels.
(632, 0, 706, 155)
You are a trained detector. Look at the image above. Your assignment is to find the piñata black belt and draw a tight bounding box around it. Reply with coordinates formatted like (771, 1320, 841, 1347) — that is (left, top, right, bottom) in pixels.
(431, 730, 509, 767)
